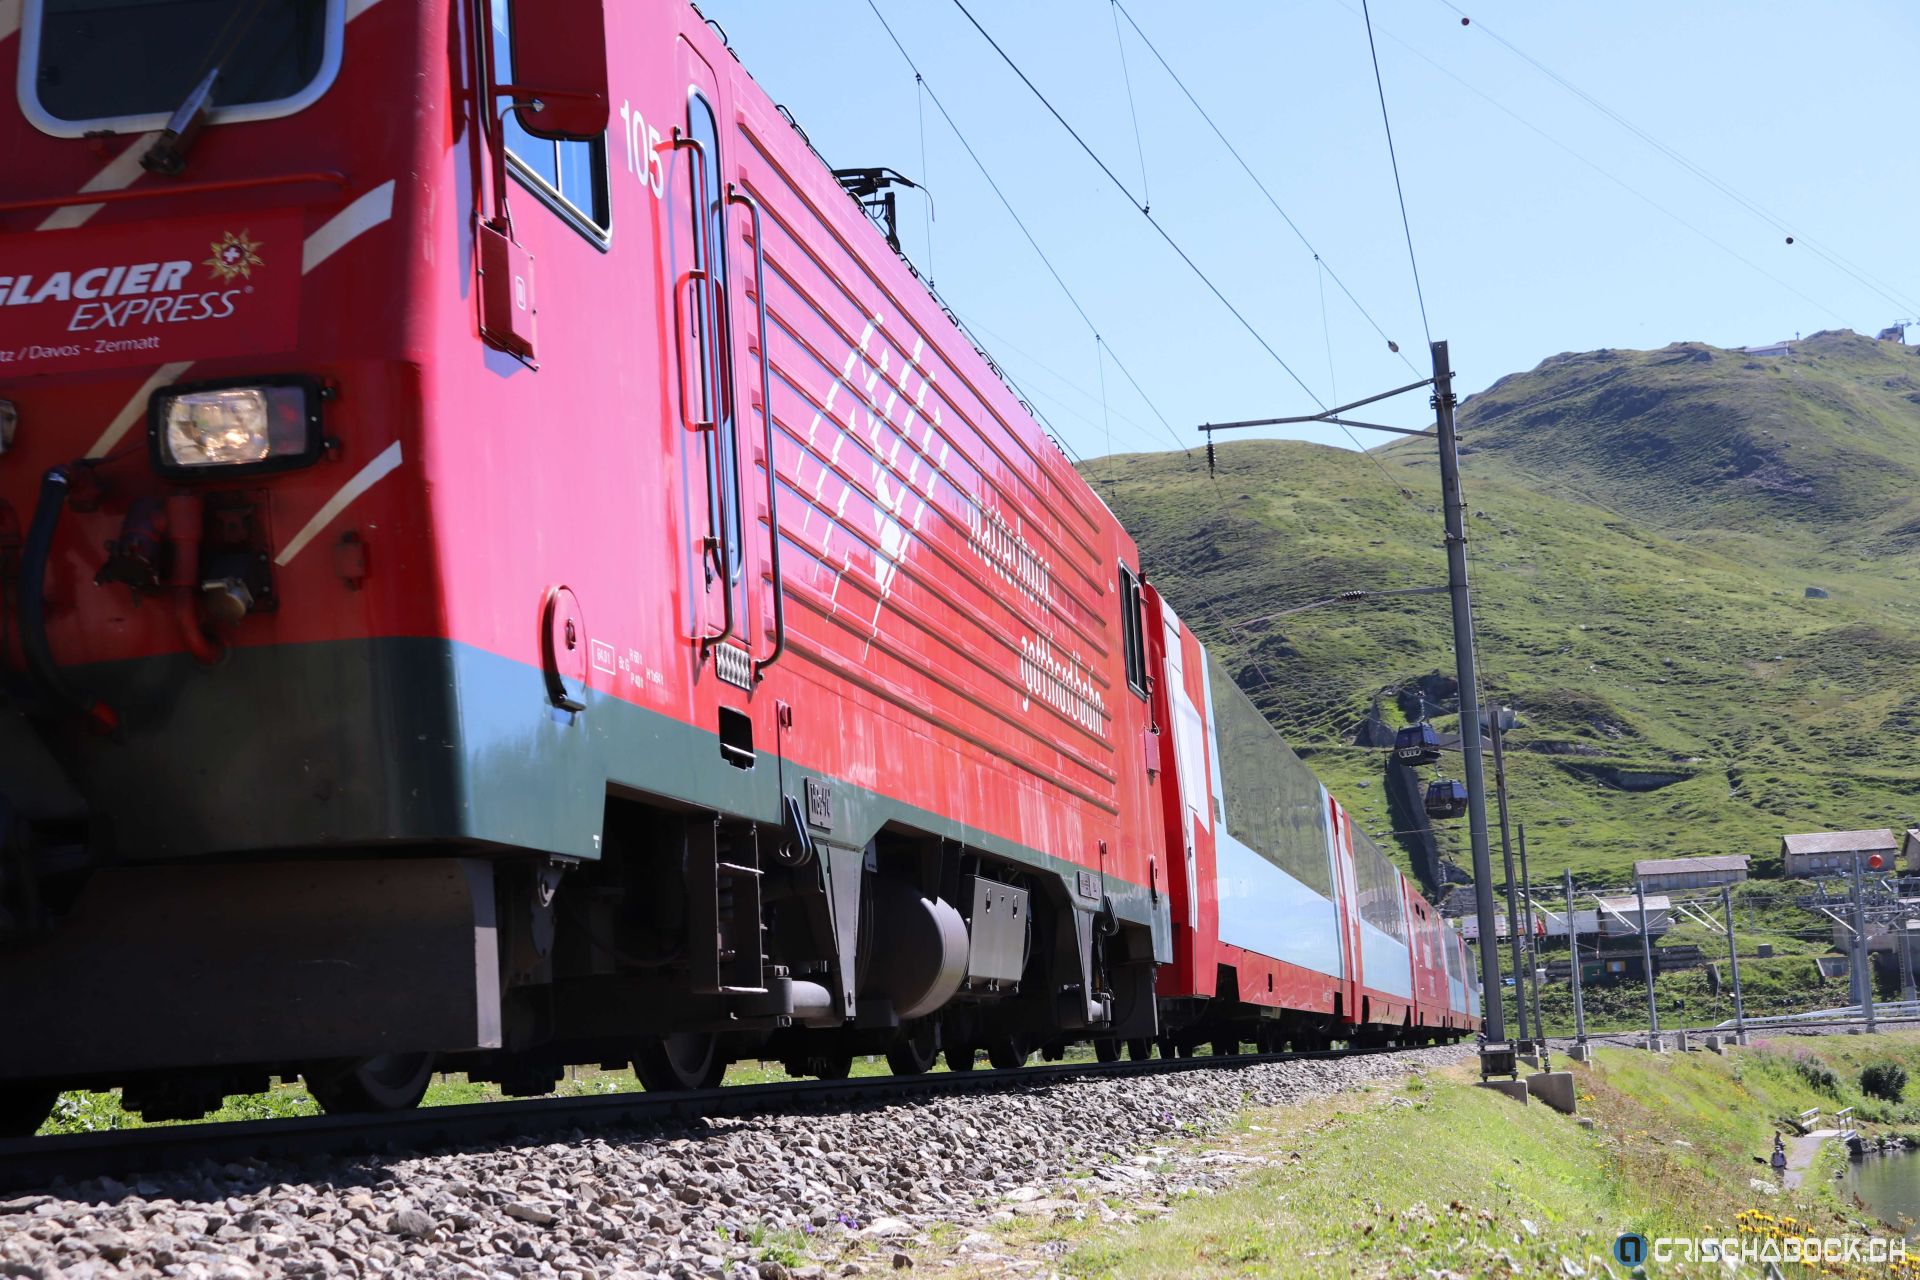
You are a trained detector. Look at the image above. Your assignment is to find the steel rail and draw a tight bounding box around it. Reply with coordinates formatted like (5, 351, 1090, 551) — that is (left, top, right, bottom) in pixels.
(0, 1043, 1434, 1193)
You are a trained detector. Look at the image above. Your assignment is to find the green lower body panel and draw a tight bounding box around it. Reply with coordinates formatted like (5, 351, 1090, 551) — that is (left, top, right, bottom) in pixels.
(54, 636, 1160, 929)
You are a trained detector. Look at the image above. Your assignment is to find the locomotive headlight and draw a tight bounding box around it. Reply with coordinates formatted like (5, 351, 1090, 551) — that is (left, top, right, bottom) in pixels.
(149, 378, 325, 478)
(165, 389, 273, 465)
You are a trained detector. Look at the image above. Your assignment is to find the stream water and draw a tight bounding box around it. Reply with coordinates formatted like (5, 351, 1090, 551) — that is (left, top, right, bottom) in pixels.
(1844, 1150, 1920, 1236)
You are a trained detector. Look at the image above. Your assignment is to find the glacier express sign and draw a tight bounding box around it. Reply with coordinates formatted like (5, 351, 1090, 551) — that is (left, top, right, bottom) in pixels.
(0, 212, 301, 376)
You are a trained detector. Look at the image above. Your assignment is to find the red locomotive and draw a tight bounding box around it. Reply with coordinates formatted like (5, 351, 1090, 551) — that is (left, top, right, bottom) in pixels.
(0, 0, 1474, 1135)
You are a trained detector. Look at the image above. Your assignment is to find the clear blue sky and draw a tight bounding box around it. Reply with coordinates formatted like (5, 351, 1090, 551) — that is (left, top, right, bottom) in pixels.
(697, 0, 1920, 458)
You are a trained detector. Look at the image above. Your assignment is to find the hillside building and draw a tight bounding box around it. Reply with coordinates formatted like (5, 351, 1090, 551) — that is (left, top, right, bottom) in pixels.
(1632, 854, 1749, 893)
(1593, 893, 1672, 939)
(1906, 829, 1920, 874)
(1781, 829, 1899, 878)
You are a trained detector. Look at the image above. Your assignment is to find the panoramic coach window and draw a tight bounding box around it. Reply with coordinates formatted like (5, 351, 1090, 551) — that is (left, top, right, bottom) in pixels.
(490, 0, 610, 234)
(22, 0, 339, 136)
(1118, 563, 1147, 697)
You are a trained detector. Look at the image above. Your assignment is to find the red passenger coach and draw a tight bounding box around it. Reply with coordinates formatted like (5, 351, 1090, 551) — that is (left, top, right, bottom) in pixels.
(0, 1, 1469, 1132)
(1142, 592, 1475, 1054)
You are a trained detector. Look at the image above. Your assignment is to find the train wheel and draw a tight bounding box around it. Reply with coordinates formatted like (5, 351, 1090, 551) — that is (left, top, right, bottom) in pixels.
(1211, 1038, 1240, 1057)
(1156, 1035, 1178, 1060)
(632, 1033, 726, 1092)
(986, 1036, 1031, 1070)
(945, 1044, 978, 1072)
(0, 1086, 56, 1138)
(1093, 1038, 1121, 1063)
(304, 1054, 435, 1115)
(1126, 1038, 1153, 1061)
(886, 1021, 941, 1076)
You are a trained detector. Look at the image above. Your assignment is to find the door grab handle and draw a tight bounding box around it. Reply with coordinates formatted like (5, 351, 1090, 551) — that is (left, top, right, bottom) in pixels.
(673, 130, 734, 650)
(726, 181, 786, 681)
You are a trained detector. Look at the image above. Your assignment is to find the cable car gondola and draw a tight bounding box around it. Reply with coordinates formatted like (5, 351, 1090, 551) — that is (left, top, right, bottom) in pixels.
(1424, 779, 1469, 820)
(1393, 722, 1442, 765)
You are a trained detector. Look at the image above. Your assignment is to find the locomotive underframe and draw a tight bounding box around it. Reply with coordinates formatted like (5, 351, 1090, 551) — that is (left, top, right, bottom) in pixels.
(0, 637, 1168, 1114)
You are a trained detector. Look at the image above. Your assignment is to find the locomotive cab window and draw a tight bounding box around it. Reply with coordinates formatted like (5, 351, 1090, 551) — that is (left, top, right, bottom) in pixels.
(21, 0, 341, 137)
(1118, 563, 1147, 697)
(490, 0, 610, 236)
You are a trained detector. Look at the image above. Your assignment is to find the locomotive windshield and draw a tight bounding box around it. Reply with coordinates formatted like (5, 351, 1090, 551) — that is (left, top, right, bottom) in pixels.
(26, 0, 334, 130)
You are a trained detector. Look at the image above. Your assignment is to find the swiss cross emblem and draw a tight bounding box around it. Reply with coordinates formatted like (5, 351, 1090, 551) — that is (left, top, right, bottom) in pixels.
(204, 229, 265, 282)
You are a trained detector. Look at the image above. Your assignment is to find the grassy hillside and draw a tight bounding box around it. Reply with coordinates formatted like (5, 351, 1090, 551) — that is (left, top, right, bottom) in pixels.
(1091, 330, 1920, 888)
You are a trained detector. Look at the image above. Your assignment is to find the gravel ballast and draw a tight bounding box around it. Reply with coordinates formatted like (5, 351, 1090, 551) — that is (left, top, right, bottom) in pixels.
(1, 1045, 1470, 1279)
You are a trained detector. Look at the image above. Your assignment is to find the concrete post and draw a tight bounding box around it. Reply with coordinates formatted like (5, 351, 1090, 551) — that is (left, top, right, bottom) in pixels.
(1434, 340, 1511, 1075)
(1721, 885, 1744, 1036)
(1490, 701, 1528, 1046)
(1565, 868, 1586, 1049)
(1519, 824, 1546, 1062)
(1637, 875, 1659, 1044)
(1852, 853, 1876, 1032)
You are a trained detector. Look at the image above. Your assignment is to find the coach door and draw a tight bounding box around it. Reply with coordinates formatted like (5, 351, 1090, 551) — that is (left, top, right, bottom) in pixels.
(672, 42, 768, 713)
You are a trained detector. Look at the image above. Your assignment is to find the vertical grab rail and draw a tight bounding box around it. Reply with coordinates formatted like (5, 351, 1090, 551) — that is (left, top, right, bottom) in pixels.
(671, 130, 733, 651)
(725, 182, 786, 680)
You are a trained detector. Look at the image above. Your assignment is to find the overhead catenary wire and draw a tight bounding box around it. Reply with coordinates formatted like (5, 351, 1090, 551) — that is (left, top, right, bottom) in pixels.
(1437, 0, 1920, 319)
(939, 0, 1430, 508)
(863, 0, 1190, 457)
(1111, 0, 1417, 373)
(946, 0, 1327, 412)
(1359, 0, 1433, 351)
(914, 74, 935, 287)
(1343, 2, 1850, 327)
(943, 308, 1178, 458)
(1317, 258, 1338, 408)
(870, 12, 1481, 816)
(1107, 0, 1151, 215)
(1096, 335, 1116, 488)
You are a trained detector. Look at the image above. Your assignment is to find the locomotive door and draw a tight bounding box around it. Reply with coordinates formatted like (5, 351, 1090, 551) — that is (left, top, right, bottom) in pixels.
(672, 42, 773, 721)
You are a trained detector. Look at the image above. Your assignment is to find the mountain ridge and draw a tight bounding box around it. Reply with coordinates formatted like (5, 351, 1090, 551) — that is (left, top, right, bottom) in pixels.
(1090, 329, 1920, 889)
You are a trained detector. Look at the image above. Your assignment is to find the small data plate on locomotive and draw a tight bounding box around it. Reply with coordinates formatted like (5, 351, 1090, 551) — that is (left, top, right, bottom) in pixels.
(804, 778, 833, 830)
(1076, 869, 1100, 901)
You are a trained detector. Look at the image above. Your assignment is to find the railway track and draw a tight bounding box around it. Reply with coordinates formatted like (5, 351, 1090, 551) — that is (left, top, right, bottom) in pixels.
(0, 1045, 1415, 1195)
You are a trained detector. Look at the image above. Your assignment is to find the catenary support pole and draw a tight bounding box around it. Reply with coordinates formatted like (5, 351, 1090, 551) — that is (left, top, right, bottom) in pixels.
(1433, 339, 1510, 1074)
(1902, 906, 1916, 1006)
(1852, 853, 1876, 1032)
(1565, 868, 1586, 1046)
(1519, 823, 1546, 1059)
(1637, 874, 1659, 1042)
(1489, 701, 1529, 1045)
(1721, 884, 1744, 1037)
